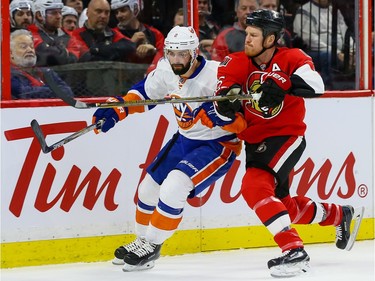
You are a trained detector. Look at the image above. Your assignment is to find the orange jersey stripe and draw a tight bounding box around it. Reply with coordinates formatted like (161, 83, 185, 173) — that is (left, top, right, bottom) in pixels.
(191, 147, 232, 186)
(150, 209, 182, 231)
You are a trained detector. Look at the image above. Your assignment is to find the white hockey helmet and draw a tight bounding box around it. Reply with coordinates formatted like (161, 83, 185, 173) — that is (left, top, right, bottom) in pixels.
(33, 0, 64, 19)
(10, 0, 33, 14)
(164, 26, 200, 73)
(110, 0, 141, 14)
(164, 26, 199, 51)
(9, 0, 34, 27)
(61, 6, 78, 18)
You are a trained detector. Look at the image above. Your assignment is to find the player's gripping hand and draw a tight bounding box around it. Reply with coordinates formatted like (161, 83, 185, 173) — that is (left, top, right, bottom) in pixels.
(215, 84, 243, 119)
(258, 71, 291, 108)
(195, 102, 235, 128)
(92, 96, 128, 134)
(194, 102, 247, 134)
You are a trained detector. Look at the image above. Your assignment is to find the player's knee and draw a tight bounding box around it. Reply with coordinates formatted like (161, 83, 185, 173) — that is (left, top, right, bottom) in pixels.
(138, 174, 161, 206)
(241, 167, 276, 209)
(159, 170, 194, 209)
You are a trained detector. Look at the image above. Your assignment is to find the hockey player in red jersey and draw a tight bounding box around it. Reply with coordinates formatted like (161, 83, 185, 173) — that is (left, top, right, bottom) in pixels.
(199, 9, 364, 278)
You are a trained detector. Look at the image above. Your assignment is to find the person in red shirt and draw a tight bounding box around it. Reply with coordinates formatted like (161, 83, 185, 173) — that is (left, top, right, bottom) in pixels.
(72, 0, 136, 62)
(110, 0, 164, 73)
(199, 9, 364, 278)
(10, 0, 34, 30)
(210, 0, 258, 62)
(29, 0, 80, 66)
(61, 5, 79, 32)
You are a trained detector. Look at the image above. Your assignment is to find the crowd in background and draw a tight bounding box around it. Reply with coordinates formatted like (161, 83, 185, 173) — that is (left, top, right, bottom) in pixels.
(8, 0, 363, 99)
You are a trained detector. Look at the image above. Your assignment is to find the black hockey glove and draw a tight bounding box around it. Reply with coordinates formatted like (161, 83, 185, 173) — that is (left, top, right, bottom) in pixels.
(258, 72, 292, 109)
(215, 84, 242, 120)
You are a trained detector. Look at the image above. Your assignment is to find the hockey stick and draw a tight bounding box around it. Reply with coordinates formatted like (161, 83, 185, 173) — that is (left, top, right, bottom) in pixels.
(42, 68, 253, 109)
(31, 119, 104, 154)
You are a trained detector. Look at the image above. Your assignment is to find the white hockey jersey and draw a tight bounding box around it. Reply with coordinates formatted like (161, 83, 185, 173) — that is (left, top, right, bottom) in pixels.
(128, 56, 237, 141)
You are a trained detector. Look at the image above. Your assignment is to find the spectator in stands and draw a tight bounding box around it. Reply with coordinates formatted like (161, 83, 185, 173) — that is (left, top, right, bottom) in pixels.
(293, 0, 349, 89)
(10, 0, 34, 30)
(63, 0, 84, 16)
(28, 0, 80, 66)
(62, 6, 79, 32)
(72, 0, 136, 62)
(259, 0, 292, 47)
(63, 0, 87, 27)
(10, 29, 74, 99)
(198, 0, 221, 59)
(210, 0, 259, 62)
(111, 0, 165, 73)
(173, 8, 184, 27)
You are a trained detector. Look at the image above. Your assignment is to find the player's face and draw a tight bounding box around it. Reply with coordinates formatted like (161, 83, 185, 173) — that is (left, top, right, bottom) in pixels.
(114, 6, 135, 26)
(244, 26, 264, 56)
(62, 15, 78, 31)
(13, 9, 33, 28)
(166, 50, 192, 75)
(44, 9, 62, 30)
(11, 35, 37, 67)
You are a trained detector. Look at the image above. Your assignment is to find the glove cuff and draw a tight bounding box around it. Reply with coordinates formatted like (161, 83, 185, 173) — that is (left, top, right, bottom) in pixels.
(106, 96, 128, 120)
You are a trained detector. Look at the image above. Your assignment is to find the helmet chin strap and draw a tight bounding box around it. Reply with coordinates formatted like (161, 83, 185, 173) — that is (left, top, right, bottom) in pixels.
(250, 37, 276, 59)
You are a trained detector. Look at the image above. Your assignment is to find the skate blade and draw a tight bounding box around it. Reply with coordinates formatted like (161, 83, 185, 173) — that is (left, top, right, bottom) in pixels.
(345, 206, 365, 251)
(122, 261, 155, 272)
(270, 261, 310, 278)
(112, 257, 125, 265)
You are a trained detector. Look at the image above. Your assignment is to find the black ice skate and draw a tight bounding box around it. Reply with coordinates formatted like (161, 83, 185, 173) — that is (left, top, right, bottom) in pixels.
(122, 241, 162, 272)
(267, 247, 310, 278)
(336, 205, 365, 251)
(112, 237, 145, 265)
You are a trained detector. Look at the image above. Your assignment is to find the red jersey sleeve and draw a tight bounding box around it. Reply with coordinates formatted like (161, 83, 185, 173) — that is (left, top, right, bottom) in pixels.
(215, 52, 251, 95)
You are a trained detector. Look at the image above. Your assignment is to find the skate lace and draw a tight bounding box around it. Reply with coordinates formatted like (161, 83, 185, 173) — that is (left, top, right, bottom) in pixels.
(132, 241, 156, 258)
(336, 225, 343, 240)
(123, 238, 143, 252)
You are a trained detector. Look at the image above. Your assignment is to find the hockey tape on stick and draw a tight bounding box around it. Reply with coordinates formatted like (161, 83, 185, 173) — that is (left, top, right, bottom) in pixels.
(42, 68, 253, 109)
(31, 119, 104, 154)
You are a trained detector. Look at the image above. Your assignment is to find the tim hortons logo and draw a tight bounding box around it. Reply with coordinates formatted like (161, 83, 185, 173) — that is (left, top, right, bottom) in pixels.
(4, 117, 361, 217)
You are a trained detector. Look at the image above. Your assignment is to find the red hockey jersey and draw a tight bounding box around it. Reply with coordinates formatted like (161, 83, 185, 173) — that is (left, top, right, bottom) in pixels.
(215, 47, 324, 144)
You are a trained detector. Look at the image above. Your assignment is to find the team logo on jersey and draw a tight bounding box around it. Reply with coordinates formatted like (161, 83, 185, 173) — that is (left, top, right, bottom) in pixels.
(170, 94, 195, 130)
(245, 71, 283, 119)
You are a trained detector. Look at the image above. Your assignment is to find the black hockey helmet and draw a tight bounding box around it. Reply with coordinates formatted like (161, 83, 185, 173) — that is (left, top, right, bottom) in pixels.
(246, 9, 285, 41)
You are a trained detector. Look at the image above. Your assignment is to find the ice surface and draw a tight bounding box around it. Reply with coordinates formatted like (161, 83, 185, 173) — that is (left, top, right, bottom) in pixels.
(1, 240, 374, 281)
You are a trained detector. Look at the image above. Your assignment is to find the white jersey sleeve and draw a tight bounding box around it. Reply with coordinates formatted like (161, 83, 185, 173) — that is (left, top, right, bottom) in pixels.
(140, 57, 237, 141)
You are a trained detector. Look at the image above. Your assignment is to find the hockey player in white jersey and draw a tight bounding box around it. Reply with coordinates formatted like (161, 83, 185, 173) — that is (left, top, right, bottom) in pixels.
(92, 26, 246, 272)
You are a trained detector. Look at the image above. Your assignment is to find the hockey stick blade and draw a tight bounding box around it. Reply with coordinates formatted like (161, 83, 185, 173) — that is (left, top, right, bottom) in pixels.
(42, 68, 90, 108)
(31, 119, 104, 153)
(31, 119, 51, 153)
(345, 206, 365, 251)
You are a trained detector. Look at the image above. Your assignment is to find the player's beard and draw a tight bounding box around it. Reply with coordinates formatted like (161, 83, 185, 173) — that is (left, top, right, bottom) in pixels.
(171, 62, 191, 75)
(245, 44, 263, 57)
